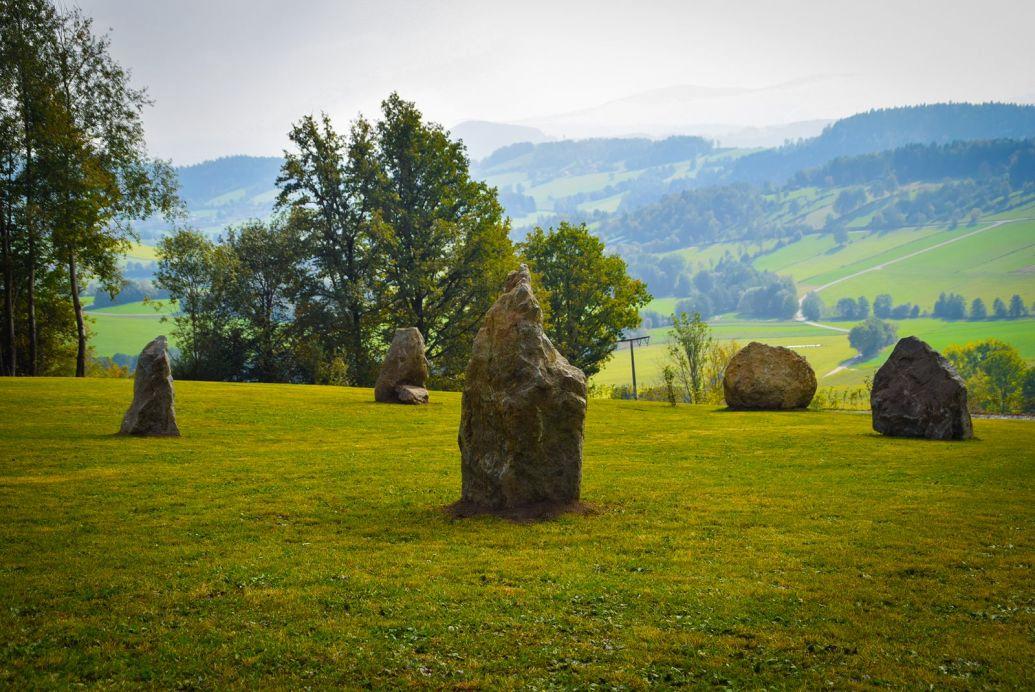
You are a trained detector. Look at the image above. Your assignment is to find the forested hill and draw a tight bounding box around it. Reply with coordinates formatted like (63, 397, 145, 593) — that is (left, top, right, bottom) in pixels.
(600, 137, 1035, 252)
(176, 155, 282, 202)
(474, 135, 715, 179)
(142, 103, 1035, 242)
(710, 103, 1035, 185)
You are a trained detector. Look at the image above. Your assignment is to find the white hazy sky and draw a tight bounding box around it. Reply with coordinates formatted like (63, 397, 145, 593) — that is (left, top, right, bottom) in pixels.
(76, 0, 1035, 165)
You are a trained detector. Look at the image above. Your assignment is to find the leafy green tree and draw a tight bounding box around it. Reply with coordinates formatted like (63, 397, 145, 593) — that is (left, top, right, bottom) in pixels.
(1022, 368, 1035, 414)
(43, 5, 178, 376)
(992, 297, 1008, 318)
(371, 93, 514, 381)
(155, 229, 224, 379)
(969, 297, 987, 320)
(276, 113, 381, 385)
(801, 292, 824, 321)
(933, 292, 967, 320)
(519, 222, 650, 377)
(848, 317, 897, 357)
(835, 297, 858, 320)
(946, 339, 1027, 413)
(220, 217, 304, 382)
(1008, 294, 1028, 318)
(873, 293, 893, 318)
(856, 296, 870, 319)
(1, 0, 178, 377)
(667, 312, 712, 403)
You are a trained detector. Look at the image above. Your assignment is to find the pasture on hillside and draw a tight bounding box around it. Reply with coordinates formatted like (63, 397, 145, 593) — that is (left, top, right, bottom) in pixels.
(1, 379, 1032, 687)
(595, 315, 1035, 390)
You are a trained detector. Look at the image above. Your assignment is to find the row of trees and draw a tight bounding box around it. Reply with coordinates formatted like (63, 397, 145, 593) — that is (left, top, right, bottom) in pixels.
(933, 292, 1030, 321)
(0, 0, 179, 377)
(156, 97, 649, 386)
(801, 291, 1030, 322)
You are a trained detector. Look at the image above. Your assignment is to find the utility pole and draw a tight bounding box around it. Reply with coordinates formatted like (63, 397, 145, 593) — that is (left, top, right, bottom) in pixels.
(617, 335, 650, 399)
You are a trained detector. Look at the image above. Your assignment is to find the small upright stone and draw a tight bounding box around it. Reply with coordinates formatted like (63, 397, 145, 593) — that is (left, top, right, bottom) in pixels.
(458, 264, 587, 513)
(120, 336, 180, 436)
(723, 341, 817, 410)
(374, 327, 430, 404)
(871, 336, 973, 440)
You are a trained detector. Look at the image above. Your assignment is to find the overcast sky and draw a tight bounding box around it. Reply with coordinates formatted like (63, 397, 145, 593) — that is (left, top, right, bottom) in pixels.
(76, 0, 1035, 165)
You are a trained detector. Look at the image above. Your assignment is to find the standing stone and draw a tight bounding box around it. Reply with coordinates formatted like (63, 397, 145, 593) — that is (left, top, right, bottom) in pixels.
(120, 336, 180, 436)
(723, 341, 817, 409)
(871, 336, 973, 440)
(374, 328, 430, 404)
(458, 264, 587, 512)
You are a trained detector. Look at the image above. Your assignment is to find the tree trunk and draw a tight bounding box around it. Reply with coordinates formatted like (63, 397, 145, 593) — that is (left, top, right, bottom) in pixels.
(26, 232, 37, 375)
(1, 207, 15, 376)
(69, 252, 86, 377)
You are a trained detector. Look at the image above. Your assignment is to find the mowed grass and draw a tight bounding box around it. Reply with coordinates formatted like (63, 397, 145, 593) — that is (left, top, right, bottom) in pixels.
(753, 219, 1035, 308)
(87, 312, 173, 358)
(87, 299, 178, 315)
(0, 378, 1032, 687)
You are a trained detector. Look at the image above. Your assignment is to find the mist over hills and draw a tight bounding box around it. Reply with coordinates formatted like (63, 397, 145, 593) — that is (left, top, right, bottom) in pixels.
(449, 121, 552, 160)
(151, 102, 1035, 245)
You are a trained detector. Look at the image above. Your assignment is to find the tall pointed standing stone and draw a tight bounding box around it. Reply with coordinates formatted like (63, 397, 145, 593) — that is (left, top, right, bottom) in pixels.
(458, 265, 587, 512)
(374, 328, 430, 404)
(119, 336, 180, 436)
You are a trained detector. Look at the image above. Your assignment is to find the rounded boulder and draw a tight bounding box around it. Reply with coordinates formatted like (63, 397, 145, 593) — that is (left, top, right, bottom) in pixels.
(723, 341, 817, 410)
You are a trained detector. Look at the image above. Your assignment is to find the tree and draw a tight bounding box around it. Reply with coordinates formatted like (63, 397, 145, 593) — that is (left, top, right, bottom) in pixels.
(801, 292, 823, 321)
(702, 339, 740, 404)
(0, 0, 178, 377)
(220, 217, 304, 382)
(873, 293, 893, 319)
(371, 93, 514, 381)
(933, 292, 967, 320)
(969, 297, 987, 320)
(835, 297, 858, 320)
(43, 5, 178, 376)
(155, 229, 223, 379)
(848, 317, 897, 358)
(856, 296, 870, 319)
(667, 312, 712, 403)
(276, 113, 380, 385)
(945, 339, 1027, 413)
(992, 297, 1008, 318)
(1008, 294, 1028, 319)
(519, 221, 650, 377)
(1022, 368, 1035, 414)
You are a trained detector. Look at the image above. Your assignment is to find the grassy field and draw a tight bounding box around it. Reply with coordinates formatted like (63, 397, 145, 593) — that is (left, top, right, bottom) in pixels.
(87, 312, 173, 358)
(596, 316, 1035, 389)
(87, 299, 178, 315)
(0, 378, 1032, 687)
(753, 219, 1035, 309)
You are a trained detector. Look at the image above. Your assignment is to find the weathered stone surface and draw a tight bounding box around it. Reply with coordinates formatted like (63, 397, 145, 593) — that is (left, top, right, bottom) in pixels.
(374, 327, 430, 404)
(396, 384, 429, 405)
(871, 336, 973, 440)
(119, 336, 180, 436)
(723, 341, 817, 410)
(458, 264, 587, 511)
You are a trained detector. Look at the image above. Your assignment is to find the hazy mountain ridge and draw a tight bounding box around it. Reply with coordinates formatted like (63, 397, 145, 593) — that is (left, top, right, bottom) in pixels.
(152, 103, 1035, 243)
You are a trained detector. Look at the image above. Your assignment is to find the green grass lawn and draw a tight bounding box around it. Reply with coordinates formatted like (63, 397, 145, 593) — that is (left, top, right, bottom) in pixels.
(87, 312, 173, 358)
(0, 378, 1031, 687)
(87, 299, 178, 315)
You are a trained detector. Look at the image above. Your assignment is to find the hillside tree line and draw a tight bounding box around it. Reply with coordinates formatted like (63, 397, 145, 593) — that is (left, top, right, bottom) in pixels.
(0, 0, 179, 377)
(156, 97, 649, 387)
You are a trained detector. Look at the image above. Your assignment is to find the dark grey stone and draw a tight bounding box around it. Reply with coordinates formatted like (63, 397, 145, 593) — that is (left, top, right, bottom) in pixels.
(871, 336, 973, 440)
